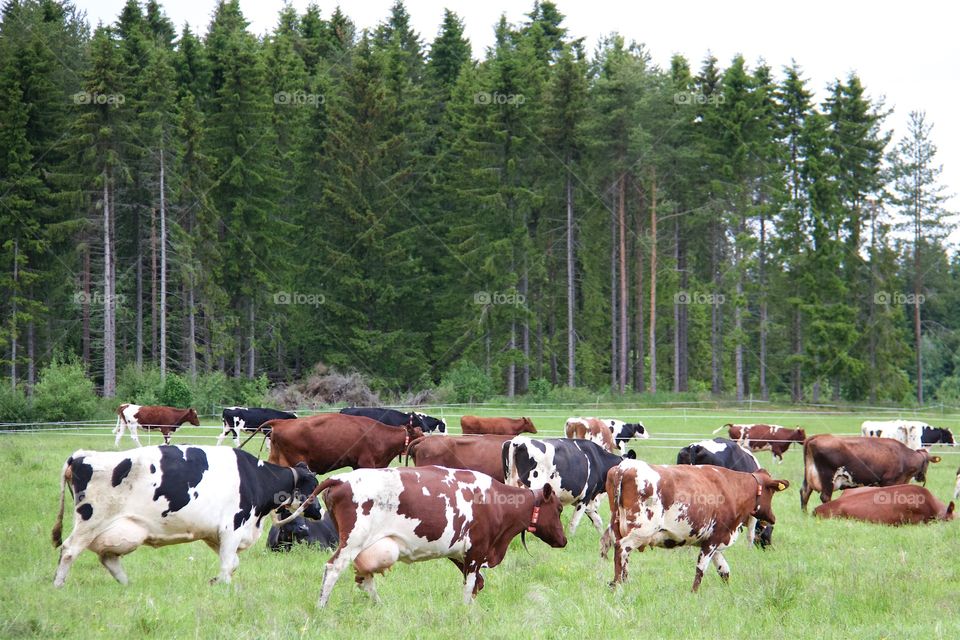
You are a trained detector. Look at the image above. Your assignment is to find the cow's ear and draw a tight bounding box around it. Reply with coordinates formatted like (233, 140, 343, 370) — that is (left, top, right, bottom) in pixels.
(947, 502, 955, 518)
(931, 456, 942, 464)
(769, 479, 790, 492)
(625, 450, 637, 459)
(541, 483, 554, 501)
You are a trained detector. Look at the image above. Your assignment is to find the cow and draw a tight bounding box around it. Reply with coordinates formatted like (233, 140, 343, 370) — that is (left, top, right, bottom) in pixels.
(340, 407, 447, 433)
(861, 419, 955, 450)
(676, 438, 772, 547)
(267, 507, 338, 551)
(715, 423, 805, 462)
(217, 407, 298, 447)
(114, 404, 200, 447)
(564, 417, 617, 453)
(600, 460, 789, 592)
(502, 436, 635, 536)
(566, 418, 649, 456)
(51, 445, 321, 587)
(406, 434, 512, 482)
(955, 467, 960, 501)
(307, 466, 565, 606)
(460, 415, 536, 436)
(813, 485, 955, 525)
(267, 413, 423, 474)
(800, 434, 942, 511)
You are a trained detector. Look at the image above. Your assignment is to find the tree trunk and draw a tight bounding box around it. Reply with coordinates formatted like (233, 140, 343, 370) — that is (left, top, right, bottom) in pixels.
(710, 216, 721, 396)
(159, 147, 167, 378)
(136, 207, 143, 370)
(102, 175, 116, 397)
(507, 322, 516, 397)
(82, 245, 90, 368)
(759, 206, 768, 401)
(914, 230, 923, 404)
(867, 203, 878, 403)
(520, 269, 529, 394)
(675, 216, 688, 392)
(648, 172, 657, 394)
(633, 185, 644, 393)
(610, 186, 618, 392)
(151, 208, 158, 362)
(565, 169, 576, 387)
(792, 306, 802, 402)
(26, 319, 34, 393)
(187, 281, 197, 381)
(247, 300, 255, 379)
(10, 238, 18, 389)
(618, 174, 628, 393)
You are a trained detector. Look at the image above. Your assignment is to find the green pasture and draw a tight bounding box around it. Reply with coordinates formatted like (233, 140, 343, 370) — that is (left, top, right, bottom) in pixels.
(1, 406, 958, 639)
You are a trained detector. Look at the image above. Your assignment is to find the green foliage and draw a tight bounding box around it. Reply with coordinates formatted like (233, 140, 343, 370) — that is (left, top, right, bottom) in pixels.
(31, 357, 98, 422)
(116, 365, 164, 405)
(159, 373, 192, 408)
(442, 361, 495, 403)
(527, 378, 552, 401)
(0, 385, 31, 423)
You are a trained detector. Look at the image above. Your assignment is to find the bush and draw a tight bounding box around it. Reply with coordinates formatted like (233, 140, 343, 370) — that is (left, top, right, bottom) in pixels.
(527, 378, 552, 401)
(0, 385, 32, 424)
(935, 376, 960, 405)
(160, 373, 192, 408)
(116, 364, 164, 405)
(32, 356, 98, 422)
(232, 374, 269, 407)
(442, 361, 495, 404)
(192, 371, 230, 415)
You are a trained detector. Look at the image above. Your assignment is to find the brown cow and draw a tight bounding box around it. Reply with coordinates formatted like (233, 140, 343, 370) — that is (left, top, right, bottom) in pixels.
(800, 434, 942, 511)
(814, 485, 955, 524)
(717, 423, 805, 462)
(564, 417, 617, 453)
(460, 415, 536, 436)
(114, 404, 200, 447)
(267, 413, 422, 474)
(406, 434, 512, 482)
(601, 460, 789, 592)
(310, 466, 566, 606)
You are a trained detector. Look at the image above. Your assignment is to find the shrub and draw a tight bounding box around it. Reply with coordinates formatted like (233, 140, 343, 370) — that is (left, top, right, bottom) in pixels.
(116, 364, 164, 405)
(231, 374, 269, 407)
(0, 385, 32, 424)
(32, 356, 98, 422)
(443, 361, 495, 404)
(160, 373, 192, 408)
(192, 371, 230, 415)
(527, 378, 552, 401)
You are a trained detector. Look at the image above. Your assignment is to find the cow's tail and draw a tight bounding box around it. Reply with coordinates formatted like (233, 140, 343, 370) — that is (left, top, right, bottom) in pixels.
(502, 440, 518, 487)
(273, 478, 343, 526)
(405, 436, 425, 466)
(712, 424, 728, 435)
(600, 465, 625, 559)
(51, 458, 71, 548)
(240, 420, 272, 451)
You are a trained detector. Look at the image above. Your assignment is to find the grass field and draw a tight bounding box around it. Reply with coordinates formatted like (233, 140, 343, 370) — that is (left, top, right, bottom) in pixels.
(2, 406, 959, 639)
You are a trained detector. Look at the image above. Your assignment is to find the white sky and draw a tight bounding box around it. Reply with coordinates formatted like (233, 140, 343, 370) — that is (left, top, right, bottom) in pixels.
(80, 0, 959, 229)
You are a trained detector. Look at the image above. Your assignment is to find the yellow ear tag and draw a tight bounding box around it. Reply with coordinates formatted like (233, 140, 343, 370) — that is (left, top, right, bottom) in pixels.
(778, 483, 786, 491)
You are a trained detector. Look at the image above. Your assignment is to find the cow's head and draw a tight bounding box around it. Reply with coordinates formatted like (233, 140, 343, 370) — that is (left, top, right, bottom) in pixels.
(522, 417, 537, 434)
(414, 412, 446, 433)
(185, 408, 200, 426)
(404, 424, 425, 445)
(792, 428, 806, 442)
(290, 462, 323, 519)
(752, 471, 790, 526)
(529, 483, 566, 548)
(271, 509, 311, 550)
(941, 502, 956, 521)
(626, 423, 648, 439)
(914, 451, 942, 484)
(622, 449, 637, 460)
(937, 428, 955, 445)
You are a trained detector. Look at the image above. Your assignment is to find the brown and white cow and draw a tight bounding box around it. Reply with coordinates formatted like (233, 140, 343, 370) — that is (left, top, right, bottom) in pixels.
(716, 423, 805, 463)
(601, 460, 789, 591)
(813, 485, 955, 525)
(800, 434, 942, 511)
(266, 413, 422, 474)
(564, 417, 617, 453)
(114, 404, 200, 447)
(406, 434, 512, 482)
(306, 466, 566, 606)
(460, 415, 536, 436)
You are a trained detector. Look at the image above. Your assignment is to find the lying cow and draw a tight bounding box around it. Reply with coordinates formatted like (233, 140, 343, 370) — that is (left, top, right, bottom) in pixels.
(51, 445, 320, 586)
(800, 434, 942, 511)
(309, 466, 565, 606)
(340, 407, 447, 433)
(114, 404, 200, 446)
(217, 406, 298, 447)
(601, 461, 789, 591)
(267, 507, 338, 551)
(566, 417, 648, 456)
(406, 434, 512, 482)
(861, 419, 955, 450)
(676, 438, 772, 547)
(267, 413, 423, 474)
(564, 417, 617, 453)
(716, 423, 805, 462)
(503, 436, 635, 536)
(813, 485, 955, 524)
(460, 415, 536, 436)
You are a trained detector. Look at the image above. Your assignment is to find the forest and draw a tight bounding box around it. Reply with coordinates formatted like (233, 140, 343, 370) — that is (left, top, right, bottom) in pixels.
(0, 0, 957, 412)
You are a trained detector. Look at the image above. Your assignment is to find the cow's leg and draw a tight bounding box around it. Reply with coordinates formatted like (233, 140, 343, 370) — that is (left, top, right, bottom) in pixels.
(599, 526, 615, 559)
(354, 573, 380, 604)
(692, 546, 717, 592)
(233, 429, 240, 448)
(611, 540, 631, 586)
(584, 497, 604, 534)
(567, 502, 587, 536)
(746, 516, 758, 546)
(113, 417, 123, 447)
(319, 548, 356, 608)
(162, 428, 171, 445)
(212, 535, 242, 584)
(711, 551, 730, 583)
(216, 424, 228, 447)
(800, 478, 812, 512)
(99, 553, 128, 585)
(53, 537, 86, 587)
(128, 424, 142, 448)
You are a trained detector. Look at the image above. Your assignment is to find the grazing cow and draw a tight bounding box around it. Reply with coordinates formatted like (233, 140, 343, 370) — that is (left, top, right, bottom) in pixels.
(813, 485, 955, 525)
(676, 438, 772, 547)
(503, 437, 635, 536)
(310, 466, 565, 606)
(340, 407, 446, 433)
(601, 460, 789, 591)
(716, 423, 805, 462)
(800, 434, 942, 511)
(861, 419, 955, 450)
(461, 415, 536, 436)
(114, 404, 200, 447)
(564, 417, 618, 453)
(51, 445, 320, 586)
(267, 413, 423, 474)
(267, 507, 338, 551)
(217, 407, 298, 447)
(406, 434, 512, 482)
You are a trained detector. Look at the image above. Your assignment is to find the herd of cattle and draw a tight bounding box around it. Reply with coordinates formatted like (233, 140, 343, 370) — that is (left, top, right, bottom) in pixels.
(50, 406, 958, 605)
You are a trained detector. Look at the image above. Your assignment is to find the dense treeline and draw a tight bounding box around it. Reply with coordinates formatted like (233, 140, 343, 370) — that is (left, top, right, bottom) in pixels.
(1, 0, 956, 405)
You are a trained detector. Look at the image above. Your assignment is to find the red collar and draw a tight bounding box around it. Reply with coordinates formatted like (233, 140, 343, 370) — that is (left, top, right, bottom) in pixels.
(527, 505, 541, 532)
(750, 473, 763, 515)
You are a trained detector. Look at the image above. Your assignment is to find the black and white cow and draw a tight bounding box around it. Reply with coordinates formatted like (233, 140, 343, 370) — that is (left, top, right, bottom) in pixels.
(339, 407, 446, 433)
(676, 438, 773, 547)
(605, 419, 649, 455)
(267, 507, 338, 551)
(502, 436, 634, 536)
(218, 407, 298, 447)
(52, 445, 321, 586)
(861, 420, 955, 450)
